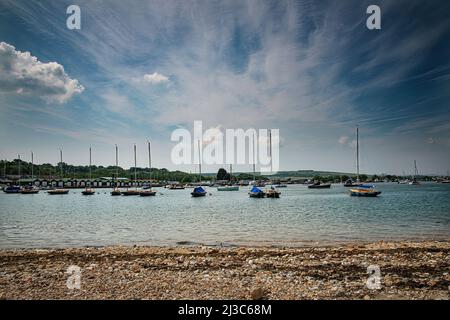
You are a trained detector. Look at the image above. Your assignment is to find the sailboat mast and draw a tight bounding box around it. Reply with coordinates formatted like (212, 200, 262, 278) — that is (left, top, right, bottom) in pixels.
(252, 133, 256, 182)
(115, 144, 119, 184)
(89, 147, 92, 183)
(31, 151, 34, 181)
(414, 160, 418, 177)
(18, 154, 21, 186)
(197, 139, 201, 183)
(134, 144, 137, 183)
(356, 127, 360, 182)
(229, 164, 232, 182)
(60, 149, 63, 179)
(148, 141, 152, 187)
(269, 129, 272, 175)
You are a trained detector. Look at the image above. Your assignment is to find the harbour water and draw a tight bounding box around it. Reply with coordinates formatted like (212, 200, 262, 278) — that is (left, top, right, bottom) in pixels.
(0, 183, 449, 248)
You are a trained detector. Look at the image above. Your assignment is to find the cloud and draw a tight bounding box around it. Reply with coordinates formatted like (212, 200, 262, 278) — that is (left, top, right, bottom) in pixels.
(0, 42, 84, 103)
(143, 72, 170, 85)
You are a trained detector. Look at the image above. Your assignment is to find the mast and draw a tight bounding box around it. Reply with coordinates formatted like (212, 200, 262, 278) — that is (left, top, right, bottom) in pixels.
(148, 140, 152, 188)
(3, 158, 6, 179)
(269, 129, 272, 175)
(197, 139, 201, 183)
(252, 133, 256, 182)
(89, 147, 92, 185)
(115, 144, 118, 186)
(356, 127, 360, 182)
(31, 151, 34, 181)
(134, 144, 137, 183)
(414, 160, 418, 178)
(18, 154, 21, 186)
(59, 149, 63, 179)
(229, 164, 232, 182)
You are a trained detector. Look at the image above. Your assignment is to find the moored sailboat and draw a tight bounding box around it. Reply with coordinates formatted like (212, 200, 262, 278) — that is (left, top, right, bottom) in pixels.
(121, 144, 140, 196)
(409, 160, 420, 185)
(249, 185, 265, 198)
(140, 141, 157, 196)
(82, 147, 95, 195)
(349, 184, 381, 197)
(22, 151, 40, 194)
(347, 127, 381, 197)
(20, 186, 39, 194)
(191, 140, 207, 197)
(3, 185, 21, 193)
(3, 154, 21, 193)
(111, 145, 122, 196)
(308, 181, 331, 189)
(48, 149, 69, 195)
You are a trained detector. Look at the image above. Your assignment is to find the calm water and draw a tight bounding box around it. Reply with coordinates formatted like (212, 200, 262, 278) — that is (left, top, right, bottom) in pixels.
(1, 183, 449, 248)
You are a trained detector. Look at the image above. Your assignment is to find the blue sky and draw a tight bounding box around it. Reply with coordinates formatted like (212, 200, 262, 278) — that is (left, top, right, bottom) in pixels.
(0, 0, 449, 175)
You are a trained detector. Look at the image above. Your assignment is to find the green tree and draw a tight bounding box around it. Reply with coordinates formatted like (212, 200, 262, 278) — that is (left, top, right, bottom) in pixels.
(217, 168, 230, 180)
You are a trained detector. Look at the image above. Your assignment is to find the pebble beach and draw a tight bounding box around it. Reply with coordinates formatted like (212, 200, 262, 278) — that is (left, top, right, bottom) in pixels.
(0, 240, 449, 300)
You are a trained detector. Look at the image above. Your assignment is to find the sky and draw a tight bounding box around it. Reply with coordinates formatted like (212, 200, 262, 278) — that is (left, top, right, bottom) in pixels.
(0, 0, 449, 175)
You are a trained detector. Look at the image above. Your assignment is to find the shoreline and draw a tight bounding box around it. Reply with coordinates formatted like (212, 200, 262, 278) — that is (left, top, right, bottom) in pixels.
(1, 240, 449, 300)
(2, 236, 450, 250)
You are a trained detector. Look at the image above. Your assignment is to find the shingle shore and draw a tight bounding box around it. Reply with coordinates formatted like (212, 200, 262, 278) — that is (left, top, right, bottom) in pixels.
(0, 241, 449, 300)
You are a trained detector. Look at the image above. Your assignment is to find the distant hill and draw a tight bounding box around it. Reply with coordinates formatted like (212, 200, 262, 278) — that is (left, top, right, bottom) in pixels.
(264, 170, 356, 178)
(202, 170, 357, 178)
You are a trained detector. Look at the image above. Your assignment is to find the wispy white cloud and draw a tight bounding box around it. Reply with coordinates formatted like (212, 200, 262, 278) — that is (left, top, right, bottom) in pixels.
(143, 72, 170, 85)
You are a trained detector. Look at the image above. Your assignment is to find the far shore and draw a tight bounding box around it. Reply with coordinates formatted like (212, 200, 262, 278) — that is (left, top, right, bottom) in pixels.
(1, 240, 449, 300)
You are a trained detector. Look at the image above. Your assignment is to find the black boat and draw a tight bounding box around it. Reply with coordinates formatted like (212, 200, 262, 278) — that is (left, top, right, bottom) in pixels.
(344, 179, 361, 187)
(3, 185, 21, 193)
(82, 188, 95, 195)
(308, 182, 331, 189)
(139, 190, 157, 196)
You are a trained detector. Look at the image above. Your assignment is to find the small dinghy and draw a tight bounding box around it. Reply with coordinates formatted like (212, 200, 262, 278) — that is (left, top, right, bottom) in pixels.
(264, 186, 281, 198)
(20, 186, 39, 194)
(82, 187, 95, 195)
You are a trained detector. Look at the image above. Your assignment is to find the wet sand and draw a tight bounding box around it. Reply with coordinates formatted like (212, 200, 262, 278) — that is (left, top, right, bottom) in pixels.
(0, 240, 449, 300)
